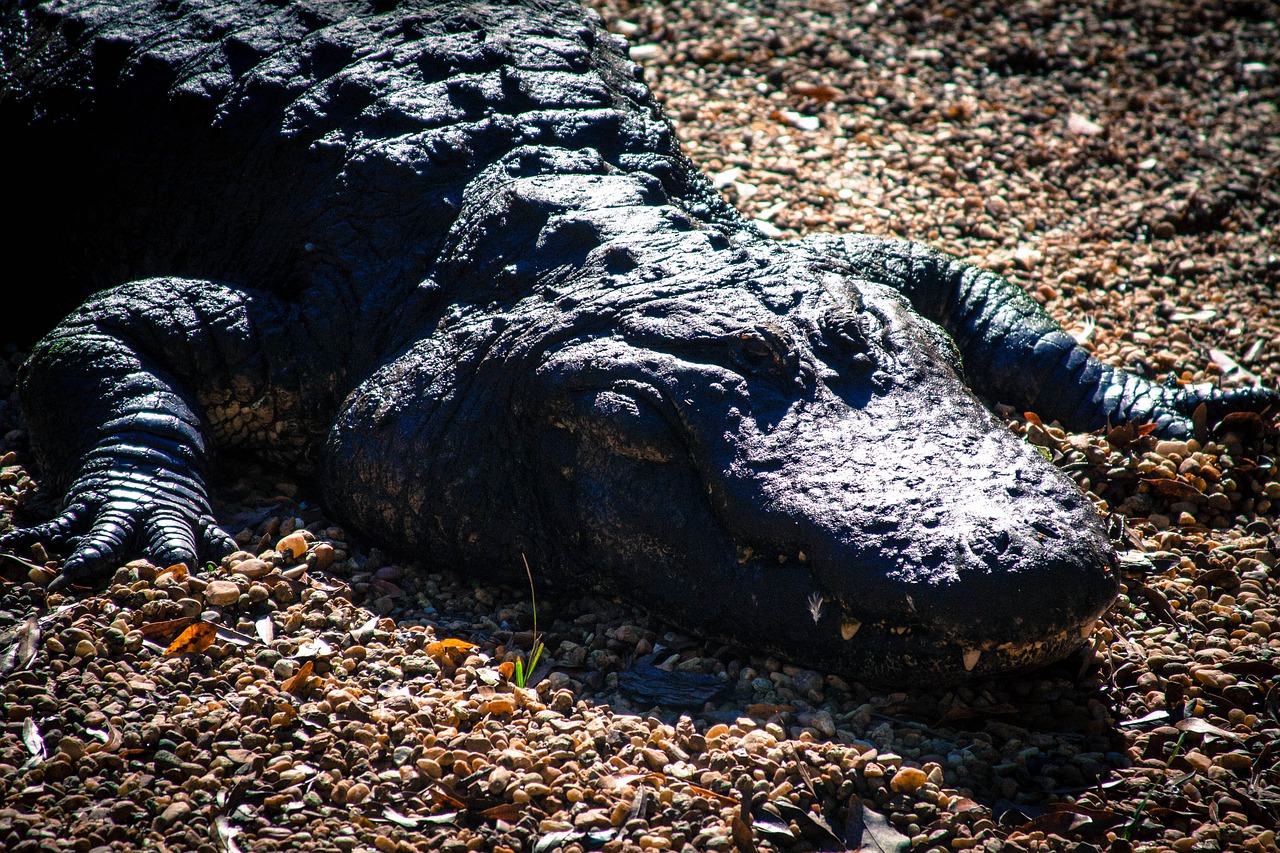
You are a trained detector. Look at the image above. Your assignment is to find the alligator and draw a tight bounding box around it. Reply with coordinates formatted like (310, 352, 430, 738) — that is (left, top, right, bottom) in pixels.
(2, 0, 1276, 683)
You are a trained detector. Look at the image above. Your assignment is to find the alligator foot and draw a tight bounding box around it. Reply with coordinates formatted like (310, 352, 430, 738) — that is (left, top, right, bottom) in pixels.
(2, 478, 235, 591)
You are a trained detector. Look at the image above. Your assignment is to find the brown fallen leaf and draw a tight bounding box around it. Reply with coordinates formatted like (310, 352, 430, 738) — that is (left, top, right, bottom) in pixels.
(141, 616, 196, 638)
(1175, 717, 1244, 743)
(790, 81, 843, 102)
(426, 638, 477, 664)
(685, 783, 739, 806)
(281, 659, 315, 695)
(1143, 477, 1203, 500)
(84, 724, 122, 755)
(480, 802, 523, 822)
(165, 622, 218, 655)
(1106, 420, 1158, 450)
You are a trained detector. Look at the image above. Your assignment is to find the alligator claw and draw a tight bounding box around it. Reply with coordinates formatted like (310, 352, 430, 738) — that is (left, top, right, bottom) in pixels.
(3, 490, 234, 588)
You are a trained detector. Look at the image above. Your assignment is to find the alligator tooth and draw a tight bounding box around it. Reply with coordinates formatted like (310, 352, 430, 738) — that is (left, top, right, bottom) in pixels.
(1080, 619, 1098, 639)
(962, 648, 981, 671)
(892, 625, 908, 635)
(736, 545, 753, 564)
(841, 618, 862, 640)
(797, 550, 807, 562)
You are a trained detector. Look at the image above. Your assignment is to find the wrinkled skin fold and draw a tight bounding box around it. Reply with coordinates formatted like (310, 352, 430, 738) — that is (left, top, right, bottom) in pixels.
(2, 0, 1275, 683)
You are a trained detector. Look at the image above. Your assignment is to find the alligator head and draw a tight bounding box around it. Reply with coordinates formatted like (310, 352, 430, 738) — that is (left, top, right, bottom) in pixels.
(519, 244, 1117, 683)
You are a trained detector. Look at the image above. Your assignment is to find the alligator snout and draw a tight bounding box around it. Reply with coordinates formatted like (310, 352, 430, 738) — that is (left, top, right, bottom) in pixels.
(698, 370, 1118, 683)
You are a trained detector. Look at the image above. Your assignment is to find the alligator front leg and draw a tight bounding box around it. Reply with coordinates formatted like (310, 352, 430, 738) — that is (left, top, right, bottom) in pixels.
(2, 278, 334, 589)
(806, 233, 1278, 436)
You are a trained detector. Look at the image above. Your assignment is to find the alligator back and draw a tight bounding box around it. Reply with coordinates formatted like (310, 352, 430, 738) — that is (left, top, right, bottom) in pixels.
(2, 0, 732, 329)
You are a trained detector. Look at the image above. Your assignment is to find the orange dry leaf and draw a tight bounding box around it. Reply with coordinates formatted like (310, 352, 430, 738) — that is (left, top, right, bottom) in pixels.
(165, 563, 189, 579)
(480, 803, 522, 821)
(425, 638, 477, 662)
(164, 622, 217, 655)
(281, 659, 315, 695)
(497, 661, 516, 680)
(141, 616, 195, 638)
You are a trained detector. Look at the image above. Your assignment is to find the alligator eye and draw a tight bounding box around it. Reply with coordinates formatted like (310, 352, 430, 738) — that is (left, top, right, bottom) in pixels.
(734, 325, 799, 379)
(740, 332, 774, 364)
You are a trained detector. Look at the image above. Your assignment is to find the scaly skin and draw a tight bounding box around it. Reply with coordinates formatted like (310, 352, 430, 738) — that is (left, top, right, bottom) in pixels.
(2, 0, 1275, 683)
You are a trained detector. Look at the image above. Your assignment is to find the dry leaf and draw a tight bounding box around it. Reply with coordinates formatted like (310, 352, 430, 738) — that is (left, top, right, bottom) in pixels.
(858, 800, 911, 852)
(1143, 477, 1203, 500)
(255, 615, 275, 644)
(281, 659, 315, 695)
(480, 802, 523, 821)
(269, 701, 298, 727)
(685, 783, 739, 806)
(790, 81, 843, 102)
(1175, 717, 1244, 743)
(731, 812, 755, 853)
(165, 622, 218, 655)
(426, 638, 477, 663)
(13, 616, 40, 672)
(141, 616, 195, 638)
(296, 638, 333, 657)
(497, 660, 516, 680)
(22, 717, 46, 760)
(84, 724, 122, 754)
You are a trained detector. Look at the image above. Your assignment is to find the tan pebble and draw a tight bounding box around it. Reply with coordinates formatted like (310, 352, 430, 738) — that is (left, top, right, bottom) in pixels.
(1216, 751, 1253, 772)
(523, 783, 552, 797)
(204, 580, 241, 606)
(28, 566, 56, 584)
(311, 542, 336, 570)
(1192, 667, 1236, 689)
(248, 583, 270, 603)
(638, 836, 670, 850)
(230, 558, 271, 578)
(484, 697, 516, 716)
(573, 808, 613, 829)
(641, 747, 669, 771)
(277, 532, 309, 561)
(1184, 751, 1212, 773)
(890, 766, 928, 793)
(415, 758, 442, 779)
(45, 636, 65, 655)
(372, 835, 395, 853)
(705, 723, 729, 739)
(345, 782, 370, 805)
(74, 639, 97, 658)
(57, 736, 86, 761)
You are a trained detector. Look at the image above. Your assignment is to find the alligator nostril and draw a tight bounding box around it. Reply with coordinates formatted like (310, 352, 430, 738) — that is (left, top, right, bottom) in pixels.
(1031, 519, 1059, 539)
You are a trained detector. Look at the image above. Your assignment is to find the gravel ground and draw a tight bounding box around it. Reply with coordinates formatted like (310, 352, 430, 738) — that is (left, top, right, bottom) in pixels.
(3, 0, 1280, 851)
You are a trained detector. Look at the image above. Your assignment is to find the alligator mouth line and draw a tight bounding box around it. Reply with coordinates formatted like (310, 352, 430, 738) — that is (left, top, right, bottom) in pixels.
(828, 610, 1103, 676)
